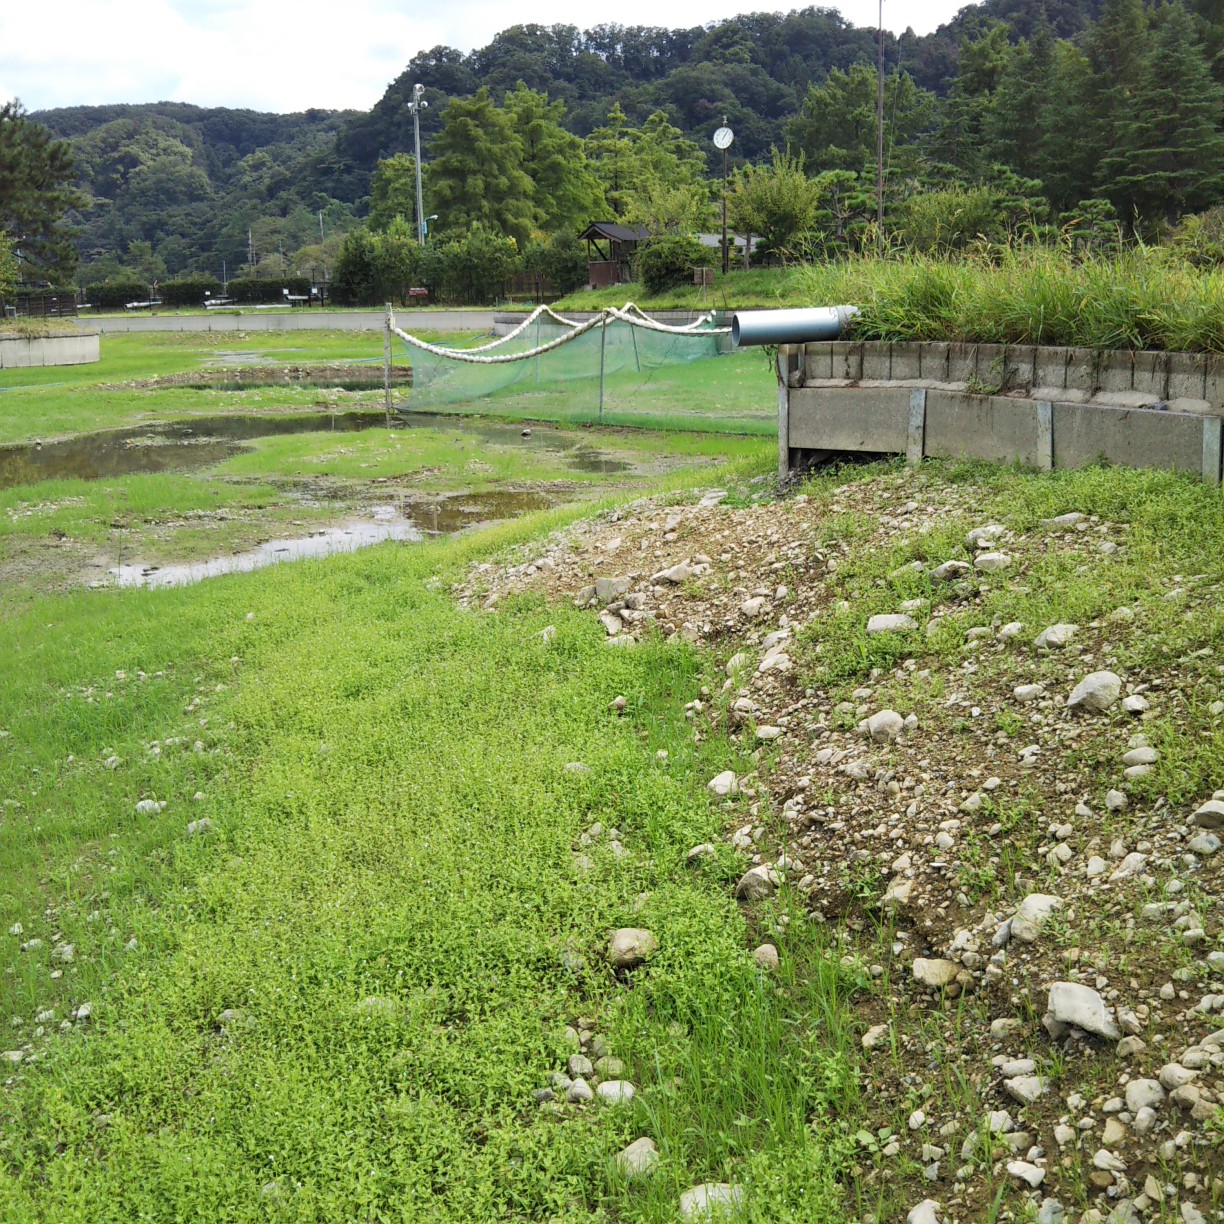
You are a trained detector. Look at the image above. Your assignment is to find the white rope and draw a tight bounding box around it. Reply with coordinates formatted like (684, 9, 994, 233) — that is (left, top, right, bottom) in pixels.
(388, 302, 729, 366)
(391, 313, 608, 364)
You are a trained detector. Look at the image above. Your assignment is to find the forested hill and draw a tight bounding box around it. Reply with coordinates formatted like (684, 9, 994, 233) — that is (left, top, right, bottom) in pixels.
(25, 0, 1222, 283)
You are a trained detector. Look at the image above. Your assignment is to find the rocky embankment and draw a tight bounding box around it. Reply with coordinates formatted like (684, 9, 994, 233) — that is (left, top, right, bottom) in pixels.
(455, 468, 1224, 1223)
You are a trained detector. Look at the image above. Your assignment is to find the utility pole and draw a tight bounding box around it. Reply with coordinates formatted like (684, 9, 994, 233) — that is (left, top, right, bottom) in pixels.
(876, 0, 885, 254)
(406, 84, 429, 245)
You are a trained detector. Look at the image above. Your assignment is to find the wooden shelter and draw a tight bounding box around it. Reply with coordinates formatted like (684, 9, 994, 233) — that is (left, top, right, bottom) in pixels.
(579, 222, 649, 289)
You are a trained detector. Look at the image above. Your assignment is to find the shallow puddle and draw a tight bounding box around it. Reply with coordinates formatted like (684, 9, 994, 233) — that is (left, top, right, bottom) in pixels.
(0, 411, 632, 488)
(110, 490, 556, 589)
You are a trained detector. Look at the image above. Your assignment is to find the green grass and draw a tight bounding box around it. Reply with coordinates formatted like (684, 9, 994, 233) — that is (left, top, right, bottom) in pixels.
(0, 508, 861, 1222)
(554, 268, 802, 312)
(0, 331, 472, 446)
(560, 248, 1224, 352)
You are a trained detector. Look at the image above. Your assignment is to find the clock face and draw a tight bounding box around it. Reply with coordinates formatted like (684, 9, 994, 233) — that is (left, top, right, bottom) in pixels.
(713, 127, 734, 150)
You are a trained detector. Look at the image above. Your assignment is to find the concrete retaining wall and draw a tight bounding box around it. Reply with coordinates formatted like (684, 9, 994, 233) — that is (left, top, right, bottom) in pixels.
(779, 341, 1224, 486)
(74, 310, 494, 334)
(0, 331, 100, 368)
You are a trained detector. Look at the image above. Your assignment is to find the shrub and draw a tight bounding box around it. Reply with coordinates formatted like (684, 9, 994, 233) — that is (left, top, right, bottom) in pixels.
(224, 276, 311, 304)
(87, 280, 153, 309)
(433, 226, 521, 304)
(523, 234, 588, 296)
(634, 234, 706, 295)
(160, 277, 223, 307)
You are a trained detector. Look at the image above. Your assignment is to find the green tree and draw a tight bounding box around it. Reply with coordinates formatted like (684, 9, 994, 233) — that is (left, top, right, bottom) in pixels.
(585, 106, 712, 232)
(728, 149, 821, 261)
(372, 217, 423, 304)
(427, 88, 535, 246)
(331, 226, 379, 305)
(502, 84, 605, 233)
(584, 103, 639, 219)
(0, 100, 82, 283)
(786, 65, 934, 177)
(1098, 2, 1224, 227)
(0, 231, 17, 298)
(368, 153, 419, 233)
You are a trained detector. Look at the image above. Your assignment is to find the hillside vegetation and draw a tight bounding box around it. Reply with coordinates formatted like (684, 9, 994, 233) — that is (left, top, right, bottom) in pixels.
(19, 0, 1223, 295)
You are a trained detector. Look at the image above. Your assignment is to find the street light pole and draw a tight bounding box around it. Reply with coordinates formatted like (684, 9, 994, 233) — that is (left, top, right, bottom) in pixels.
(406, 83, 429, 245)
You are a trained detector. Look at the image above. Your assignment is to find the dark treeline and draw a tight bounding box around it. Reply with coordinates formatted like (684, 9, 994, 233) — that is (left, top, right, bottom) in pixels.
(15, 0, 1224, 291)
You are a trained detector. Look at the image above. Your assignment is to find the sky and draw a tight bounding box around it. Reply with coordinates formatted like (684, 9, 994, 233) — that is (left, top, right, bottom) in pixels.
(2, 0, 973, 115)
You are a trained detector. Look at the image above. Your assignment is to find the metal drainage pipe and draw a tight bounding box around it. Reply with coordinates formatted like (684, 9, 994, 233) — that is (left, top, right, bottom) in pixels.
(731, 305, 859, 348)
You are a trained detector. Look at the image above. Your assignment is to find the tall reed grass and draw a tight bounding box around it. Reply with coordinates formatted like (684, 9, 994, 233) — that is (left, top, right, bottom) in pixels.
(796, 248, 1224, 352)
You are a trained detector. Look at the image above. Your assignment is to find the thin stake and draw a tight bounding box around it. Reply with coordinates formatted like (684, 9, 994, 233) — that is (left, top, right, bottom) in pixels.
(384, 303, 392, 427)
(598, 313, 608, 423)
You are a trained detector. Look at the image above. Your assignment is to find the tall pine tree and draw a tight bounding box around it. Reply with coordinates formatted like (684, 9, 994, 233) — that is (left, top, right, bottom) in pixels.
(1098, 2, 1224, 227)
(426, 88, 535, 246)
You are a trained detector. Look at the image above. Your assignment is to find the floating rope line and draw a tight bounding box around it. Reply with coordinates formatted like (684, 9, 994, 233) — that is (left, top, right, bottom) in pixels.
(388, 302, 729, 365)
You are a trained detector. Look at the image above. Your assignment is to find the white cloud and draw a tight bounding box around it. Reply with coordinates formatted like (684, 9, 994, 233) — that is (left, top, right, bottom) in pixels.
(1, 0, 971, 114)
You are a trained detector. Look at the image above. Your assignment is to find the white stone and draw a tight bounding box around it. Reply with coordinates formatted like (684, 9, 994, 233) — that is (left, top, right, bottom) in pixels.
(867, 614, 917, 635)
(596, 1080, 636, 1105)
(707, 771, 738, 797)
(974, 552, 1011, 573)
(1066, 671, 1122, 713)
(1122, 746, 1158, 767)
(678, 1182, 744, 1220)
(753, 943, 780, 971)
(1005, 1075, 1047, 1105)
(1007, 1161, 1046, 1188)
(913, 958, 959, 989)
(1045, 982, 1121, 1040)
(617, 1136, 659, 1178)
(607, 929, 657, 969)
(1011, 894, 1063, 943)
(735, 865, 778, 902)
(906, 1201, 942, 1224)
(931, 561, 972, 581)
(1121, 694, 1149, 714)
(1191, 799, 1224, 830)
(863, 710, 904, 743)
(1125, 1079, 1164, 1113)
(1034, 623, 1077, 650)
(862, 1024, 889, 1050)
(1014, 684, 1046, 703)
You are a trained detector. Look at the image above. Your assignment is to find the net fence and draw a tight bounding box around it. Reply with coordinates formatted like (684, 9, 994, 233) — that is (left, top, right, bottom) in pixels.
(388, 304, 766, 429)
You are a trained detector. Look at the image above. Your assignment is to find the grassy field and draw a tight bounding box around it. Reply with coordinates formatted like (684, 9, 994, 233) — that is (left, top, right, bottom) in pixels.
(0, 460, 876, 1221)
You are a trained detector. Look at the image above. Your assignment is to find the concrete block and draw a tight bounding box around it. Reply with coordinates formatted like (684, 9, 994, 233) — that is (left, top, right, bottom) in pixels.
(1131, 351, 1170, 401)
(974, 344, 1009, 389)
(1065, 348, 1100, 396)
(800, 342, 834, 381)
(1036, 402, 1054, 471)
(1203, 418, 1222, 487)
(1206, 354, 1224, 411)
(925, 390, 1046, 467)
(830, 342, 862, 382)
(860, 343, 891, 381)
(947, 342, 978, 385)
(1096, 350, 1134, 395)
(1052, 402, 1203, 475)
(1003, 346, 1036, 392)
(919, 342, 949, 383)
(1168, 352, 1207, 402)
(907, 389, 927, 465)
(1034, 346, 1069, 391)
(787, 386, 912, 453)
(890, 342, 923, 382)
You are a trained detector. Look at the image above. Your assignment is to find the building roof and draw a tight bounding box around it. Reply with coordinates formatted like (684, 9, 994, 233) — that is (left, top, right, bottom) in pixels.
(579, 222, 650, 243)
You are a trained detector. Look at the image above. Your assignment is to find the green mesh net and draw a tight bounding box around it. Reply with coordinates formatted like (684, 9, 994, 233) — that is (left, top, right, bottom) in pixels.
(391, 305, 733, 424)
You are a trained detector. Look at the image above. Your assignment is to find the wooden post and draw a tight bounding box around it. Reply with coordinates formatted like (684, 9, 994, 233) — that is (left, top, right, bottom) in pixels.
(384, 303, 393, 427)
